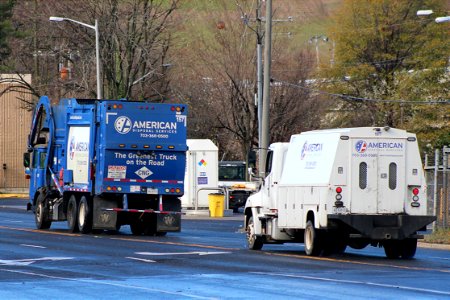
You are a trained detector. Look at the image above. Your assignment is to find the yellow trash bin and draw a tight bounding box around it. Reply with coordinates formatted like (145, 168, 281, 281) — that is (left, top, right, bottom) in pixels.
(208, 193, 225, 217)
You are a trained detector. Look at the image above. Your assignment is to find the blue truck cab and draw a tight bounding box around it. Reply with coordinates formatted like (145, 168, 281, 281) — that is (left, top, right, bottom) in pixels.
(24, 96, 187, 235)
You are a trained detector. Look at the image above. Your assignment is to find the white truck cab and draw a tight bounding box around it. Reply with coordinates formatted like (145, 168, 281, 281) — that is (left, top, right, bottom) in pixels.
(245, 127, 435, 259)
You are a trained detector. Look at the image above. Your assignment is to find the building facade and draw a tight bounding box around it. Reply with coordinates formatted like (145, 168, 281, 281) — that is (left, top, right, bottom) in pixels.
(0, 75, 32, 193)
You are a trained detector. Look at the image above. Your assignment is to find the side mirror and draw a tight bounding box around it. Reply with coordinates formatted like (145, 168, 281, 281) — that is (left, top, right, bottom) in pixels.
(23, 152, 30, 168)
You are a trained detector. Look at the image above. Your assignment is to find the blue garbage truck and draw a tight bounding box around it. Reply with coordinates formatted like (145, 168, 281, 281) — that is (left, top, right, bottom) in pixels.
(23, 96, 187, 235)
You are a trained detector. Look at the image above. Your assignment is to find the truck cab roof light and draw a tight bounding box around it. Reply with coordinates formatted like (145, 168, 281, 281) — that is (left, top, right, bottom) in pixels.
(168, 145, 175, 149)
(119, 144, 125, 148)
(131, 144, 137, 148)
(340, 136, 349, 140)
(143, 145, 150, 149)
(407, 137, 416, 142)
(156, 145, 162, 149)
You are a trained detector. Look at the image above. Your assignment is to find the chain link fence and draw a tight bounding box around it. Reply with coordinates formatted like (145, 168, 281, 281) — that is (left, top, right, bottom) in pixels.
(424, 147, 450, 230)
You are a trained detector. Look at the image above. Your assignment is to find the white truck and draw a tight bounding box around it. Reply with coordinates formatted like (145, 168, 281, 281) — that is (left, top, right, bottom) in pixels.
(244, 127, 435, 259)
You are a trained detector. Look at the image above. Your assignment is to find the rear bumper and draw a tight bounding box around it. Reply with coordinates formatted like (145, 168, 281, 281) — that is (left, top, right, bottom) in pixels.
(328, 214, 436, 240)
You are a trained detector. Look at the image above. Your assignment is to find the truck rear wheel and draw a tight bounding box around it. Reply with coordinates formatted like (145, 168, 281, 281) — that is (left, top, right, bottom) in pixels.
(384, 240, 400, 259)
(304, 220, 322, 256)
(400, 238, 417, 259)
(78, 196, 93, 234)
(246, 216, 263, 250)
(35, 194, 51, 230)
(67, 195, 79, 233)
(130, 220, 145, 235)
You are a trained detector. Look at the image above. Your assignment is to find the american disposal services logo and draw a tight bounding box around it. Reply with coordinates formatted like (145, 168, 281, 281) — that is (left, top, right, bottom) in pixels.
(115, 116, 132, 134)
(355, 140, 367, 153)
(300, 141, 323, 160)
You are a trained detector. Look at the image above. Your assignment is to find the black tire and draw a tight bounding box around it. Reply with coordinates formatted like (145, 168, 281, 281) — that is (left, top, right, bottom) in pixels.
(304, 220, 322, 256)
(322, 232, 347, 256)
(246, 216, 263, 250)
(78, 195, 93, 234)
(144, 216, 157, 236)
(384, 240, 400, 259)
(35, 194, 52, 230)
(67, 195, 79, 233)
(400, 238, 417, 259)
(130, 220, 145, 235)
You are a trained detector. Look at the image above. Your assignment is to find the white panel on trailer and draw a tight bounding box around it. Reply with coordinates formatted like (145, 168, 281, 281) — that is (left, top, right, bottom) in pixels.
(67, 126, 90, 184)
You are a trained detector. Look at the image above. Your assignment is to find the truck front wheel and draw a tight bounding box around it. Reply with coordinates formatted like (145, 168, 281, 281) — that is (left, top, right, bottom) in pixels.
(35, 194, 51, 230)
(304, 220, 322, 256)
(246, 216, 263, 250)
(67, 195, 79, 233)
(78, 196, 93, 234)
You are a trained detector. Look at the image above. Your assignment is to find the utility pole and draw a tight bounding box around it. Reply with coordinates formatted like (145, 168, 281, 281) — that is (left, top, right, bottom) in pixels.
(259, 0, 272, 176)
(256, 0, 263, 175)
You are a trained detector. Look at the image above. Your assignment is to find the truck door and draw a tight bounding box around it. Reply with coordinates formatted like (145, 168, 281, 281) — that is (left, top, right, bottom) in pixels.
(262, 150, 274, 201)
(29, 147, 47, 198)
(376, 142, 405, 213)
(350, 139, 405, 214)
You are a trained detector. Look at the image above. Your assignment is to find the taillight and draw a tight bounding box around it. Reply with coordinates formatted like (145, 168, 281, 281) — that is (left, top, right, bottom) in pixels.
(411, 187, 420, 207)
(335, 186, 343, 207)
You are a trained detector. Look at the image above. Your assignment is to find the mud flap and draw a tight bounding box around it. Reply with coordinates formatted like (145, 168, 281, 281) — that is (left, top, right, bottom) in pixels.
(157, 213, 181, 232)
(93, 196, 118, 230)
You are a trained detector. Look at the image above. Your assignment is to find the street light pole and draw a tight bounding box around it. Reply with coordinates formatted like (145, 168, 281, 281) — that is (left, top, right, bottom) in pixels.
(49, 16, 102, 99)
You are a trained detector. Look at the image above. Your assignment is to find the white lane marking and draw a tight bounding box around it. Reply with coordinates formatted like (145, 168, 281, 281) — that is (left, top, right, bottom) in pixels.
(136, 251, 231, 256)
(428, 256, 450, 261)
(1, 269, 217, 299)
(0, 260, 32, 266)
(0, 257, 72, 266)
(126, 257, 156, 263)
(252, 272, 450, 296)
(20, 244, 46, 249)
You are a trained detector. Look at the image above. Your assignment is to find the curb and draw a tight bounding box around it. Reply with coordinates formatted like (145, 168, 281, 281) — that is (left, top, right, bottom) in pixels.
(418, 242, 450, 251)
(0, 194, 27, 199)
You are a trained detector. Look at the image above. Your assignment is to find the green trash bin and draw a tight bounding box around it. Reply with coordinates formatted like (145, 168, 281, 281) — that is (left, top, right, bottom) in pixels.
(208, 193, 225, 217)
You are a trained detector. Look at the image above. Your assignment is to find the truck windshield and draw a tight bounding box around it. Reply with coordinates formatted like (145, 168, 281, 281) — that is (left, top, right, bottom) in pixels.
(219, 164, 246, 181)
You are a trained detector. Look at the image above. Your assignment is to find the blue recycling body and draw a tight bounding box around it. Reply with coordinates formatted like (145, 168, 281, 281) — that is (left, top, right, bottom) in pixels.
(28, 96, 187, 199)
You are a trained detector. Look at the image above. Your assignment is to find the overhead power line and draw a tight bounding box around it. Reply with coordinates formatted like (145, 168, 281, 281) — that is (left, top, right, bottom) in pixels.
(273, 78, 450, 105)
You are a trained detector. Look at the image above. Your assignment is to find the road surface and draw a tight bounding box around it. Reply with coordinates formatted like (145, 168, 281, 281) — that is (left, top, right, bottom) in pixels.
(1, 198, 449, 299)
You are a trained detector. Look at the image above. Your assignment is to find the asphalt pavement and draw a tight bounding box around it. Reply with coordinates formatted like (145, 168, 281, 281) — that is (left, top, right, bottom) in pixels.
(1, 195, 449, 250)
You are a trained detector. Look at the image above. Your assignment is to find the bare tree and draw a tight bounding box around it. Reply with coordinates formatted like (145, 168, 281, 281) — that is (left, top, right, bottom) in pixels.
(172, 0, 318, 162)
(5, 0, 179, 104)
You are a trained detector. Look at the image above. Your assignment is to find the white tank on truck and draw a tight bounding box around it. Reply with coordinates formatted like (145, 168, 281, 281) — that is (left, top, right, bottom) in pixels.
(244, 127, 435, 259)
